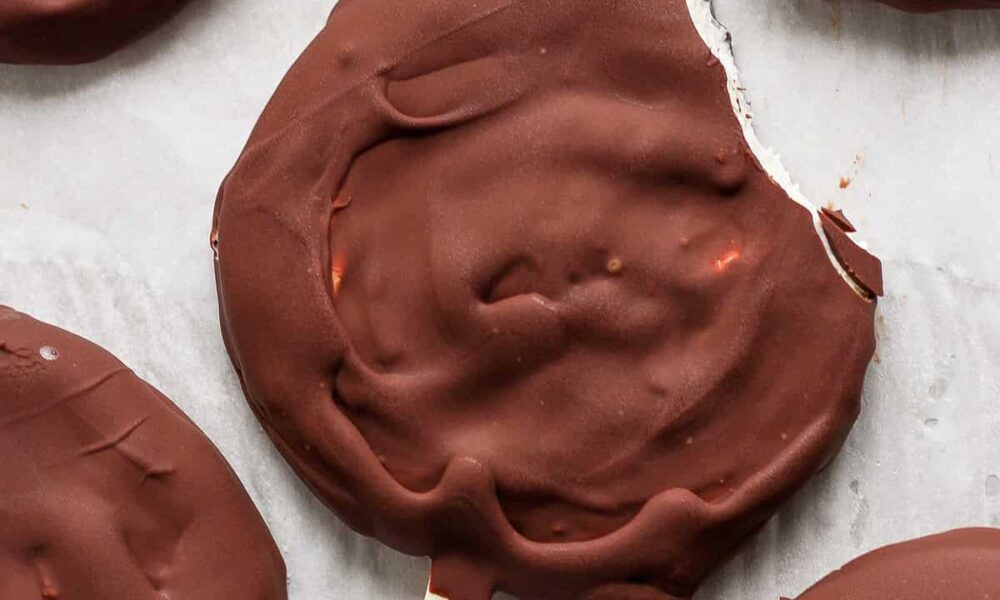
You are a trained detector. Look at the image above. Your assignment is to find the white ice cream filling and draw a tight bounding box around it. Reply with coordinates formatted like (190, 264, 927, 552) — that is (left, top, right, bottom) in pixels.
(686, 0, 872, 299)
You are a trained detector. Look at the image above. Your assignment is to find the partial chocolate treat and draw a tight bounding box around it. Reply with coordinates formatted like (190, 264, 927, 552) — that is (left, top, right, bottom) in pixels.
(0, 0, 188, 65)
(212, 1, 881, 598)
(788, 529, 1000, 599)
(820, 210, 884, 297)
(0, 307, 287, 599)
(877, 0, 1000, 11)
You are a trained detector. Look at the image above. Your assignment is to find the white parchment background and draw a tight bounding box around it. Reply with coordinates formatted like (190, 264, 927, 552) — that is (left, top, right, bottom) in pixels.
(1, 1, 999, 598)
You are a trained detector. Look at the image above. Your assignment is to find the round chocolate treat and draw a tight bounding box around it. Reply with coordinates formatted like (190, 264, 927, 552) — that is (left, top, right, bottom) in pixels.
(0, 0, 187, 64)
(790, 529, 1000, 598)
(877, 0, 1000, 10)
(213, 0, 881, 598)
(0, 307, 287, 599)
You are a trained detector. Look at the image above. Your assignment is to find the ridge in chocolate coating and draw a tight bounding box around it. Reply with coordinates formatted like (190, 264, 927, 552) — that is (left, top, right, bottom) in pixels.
(0, 307, 287, 599)
(213, 0, 881, 598)
(0, 0, 188, 65)
(789, 528, 1000, 599)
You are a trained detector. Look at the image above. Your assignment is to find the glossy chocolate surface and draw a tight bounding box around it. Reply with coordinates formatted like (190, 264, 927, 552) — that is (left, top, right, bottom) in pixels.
(213, 1, 881, 598)
(791, 529, 1000, 599)
(0, 0, 187, 64)
(0, 307, 287, 599)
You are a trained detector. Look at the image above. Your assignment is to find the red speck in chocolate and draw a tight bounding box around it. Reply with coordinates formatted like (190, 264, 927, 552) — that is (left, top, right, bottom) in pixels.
(714, 249, 742, 272)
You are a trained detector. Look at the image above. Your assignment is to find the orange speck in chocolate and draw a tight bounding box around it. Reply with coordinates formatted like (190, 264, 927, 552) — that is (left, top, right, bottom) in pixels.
(714, 249, 741, 272)
(39, 576, 59, 600)
(606, 257, 624, 275)
(210, 230, 220, 260)
(331, 254, 347, 297)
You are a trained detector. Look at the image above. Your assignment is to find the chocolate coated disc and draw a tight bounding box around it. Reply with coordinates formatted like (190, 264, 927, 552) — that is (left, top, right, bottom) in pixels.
(0, 307, 287, 599)
(213, 1, 882, 597)
(0, 0, 188, 64)
(790, 529, 1000, 599)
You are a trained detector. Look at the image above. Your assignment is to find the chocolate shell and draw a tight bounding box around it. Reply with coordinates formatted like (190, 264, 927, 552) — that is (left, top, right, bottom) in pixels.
(0, 0, 188, 64)
(0, 307, 287, 599)
(213, 1, 882, 597)
(790, 529, 1000, 599)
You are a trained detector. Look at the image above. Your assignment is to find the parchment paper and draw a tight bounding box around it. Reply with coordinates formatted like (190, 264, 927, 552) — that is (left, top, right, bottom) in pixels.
(1, 1, 999, 598)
